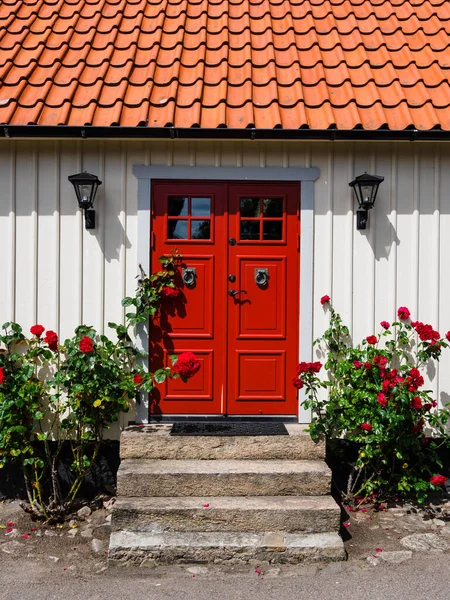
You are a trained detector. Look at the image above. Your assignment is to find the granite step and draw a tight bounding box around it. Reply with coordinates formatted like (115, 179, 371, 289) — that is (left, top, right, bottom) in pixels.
(117, 459, 331, 497)
(112, 495, 341, 533)
(120, 424, 324, 461)
(108, 530, 346, 565)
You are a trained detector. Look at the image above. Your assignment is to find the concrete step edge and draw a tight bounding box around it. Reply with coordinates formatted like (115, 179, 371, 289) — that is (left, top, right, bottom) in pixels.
(112, 495, 340, 511)
(108, 530, 346, 565)
(117, 459, 331, 476)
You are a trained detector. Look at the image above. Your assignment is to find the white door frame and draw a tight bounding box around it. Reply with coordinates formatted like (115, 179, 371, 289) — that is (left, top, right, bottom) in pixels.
(133, 165, 319, 423)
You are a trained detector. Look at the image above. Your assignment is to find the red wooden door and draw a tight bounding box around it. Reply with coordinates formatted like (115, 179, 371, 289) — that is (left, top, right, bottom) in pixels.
(151, 181, 299, 416)
(227, 183, 300, 415)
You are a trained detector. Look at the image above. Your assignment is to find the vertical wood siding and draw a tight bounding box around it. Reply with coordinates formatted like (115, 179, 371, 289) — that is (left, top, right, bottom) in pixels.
(1, 139, 450, 429)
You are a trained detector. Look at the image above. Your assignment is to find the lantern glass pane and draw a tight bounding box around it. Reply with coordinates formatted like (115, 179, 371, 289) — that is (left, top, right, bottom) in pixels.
(361, 185, 372, 204)
(79, 184, 92, 204)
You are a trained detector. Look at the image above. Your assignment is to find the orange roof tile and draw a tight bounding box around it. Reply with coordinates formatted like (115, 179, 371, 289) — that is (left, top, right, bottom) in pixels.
(1, 0, 450, 131)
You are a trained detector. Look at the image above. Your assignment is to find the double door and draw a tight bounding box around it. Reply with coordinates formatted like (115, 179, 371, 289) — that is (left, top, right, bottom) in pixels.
(150, 181, 300, 416)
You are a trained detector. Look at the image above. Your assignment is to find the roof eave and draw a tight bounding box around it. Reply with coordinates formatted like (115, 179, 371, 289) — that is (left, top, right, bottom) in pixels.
(1, 125, 450, 141)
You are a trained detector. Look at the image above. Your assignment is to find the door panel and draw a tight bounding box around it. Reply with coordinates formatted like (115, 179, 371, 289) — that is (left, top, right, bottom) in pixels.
(164, 255, 215, 339)
(237, 256, 286, 338)
(236, 351, 286, 401)
(150, 181, 299, 416)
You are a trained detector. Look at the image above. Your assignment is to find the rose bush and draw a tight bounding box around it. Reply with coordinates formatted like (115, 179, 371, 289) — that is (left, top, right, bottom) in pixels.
(296, 297, 450, 504)
(0, 250, 200, 520)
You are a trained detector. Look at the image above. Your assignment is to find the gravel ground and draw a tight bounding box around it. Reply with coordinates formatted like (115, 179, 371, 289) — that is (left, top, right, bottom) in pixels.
(1, 498, 450, 600)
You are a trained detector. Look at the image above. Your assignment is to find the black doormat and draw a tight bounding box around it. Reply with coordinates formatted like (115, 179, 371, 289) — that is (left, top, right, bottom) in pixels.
(170, 422, 289, 436)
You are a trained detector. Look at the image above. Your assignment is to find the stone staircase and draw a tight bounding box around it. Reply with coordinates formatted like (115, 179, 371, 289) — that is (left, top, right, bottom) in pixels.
(108, 423, 346, 565)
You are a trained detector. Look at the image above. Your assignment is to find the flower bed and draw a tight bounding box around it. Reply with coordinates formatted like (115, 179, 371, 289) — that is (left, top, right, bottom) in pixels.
(296, 297, 450, 505)
(0, 251, 199, 520)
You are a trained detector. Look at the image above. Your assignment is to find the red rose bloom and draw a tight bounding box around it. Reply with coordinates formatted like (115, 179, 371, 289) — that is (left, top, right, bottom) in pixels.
(446, 332, 450, 342)
(297, 362, 322, 375)
(411, 417, 425, 433)
(377, 393, 388, 407)
(366, 335, 378, 345)
(430, 475, 447, 487)
(380, 321, 390, 330)
(412, 321, 440, 343)
(424, 401, 438, 411)
(44, 330, 58, 352)
(410, 397, 422, 410)
(79, 336, 94, 353)
(292, 377, 304, 390)
(405, 368, 424, 392)
(175, 351, 201, 380)
(373, 355, 387, 366)
(134, 373, 143, 386)
(361, 423, 373, 432)
(161, 286, 179, 299)
(0, 367, 5, 385)
(353, 360, 363, 369)
(397, 306, 411, 320)
(382, 379, 391, 392)
(320, 295, 331, 305)
(365, 362, 372, 370)
(30, 324, 45, 338)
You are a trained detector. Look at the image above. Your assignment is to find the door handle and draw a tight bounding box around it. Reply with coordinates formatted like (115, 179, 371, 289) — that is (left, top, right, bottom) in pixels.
(228, 289, 248, 297)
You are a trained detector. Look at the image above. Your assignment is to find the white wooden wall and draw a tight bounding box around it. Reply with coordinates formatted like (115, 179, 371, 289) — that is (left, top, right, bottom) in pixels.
(1, 139, 450, 432)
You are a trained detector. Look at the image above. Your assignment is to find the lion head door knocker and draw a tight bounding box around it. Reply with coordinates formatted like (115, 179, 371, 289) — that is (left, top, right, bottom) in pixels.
(182, 267, 196, 288)
(254, 268, 269, 288)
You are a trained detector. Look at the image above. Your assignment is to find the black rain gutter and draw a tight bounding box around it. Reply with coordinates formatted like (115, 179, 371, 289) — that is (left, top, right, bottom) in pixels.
(2, 125, 450, 141)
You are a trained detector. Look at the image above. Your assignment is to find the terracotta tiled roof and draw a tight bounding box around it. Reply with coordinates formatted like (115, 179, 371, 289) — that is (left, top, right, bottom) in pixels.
(1, 0, 450, 130)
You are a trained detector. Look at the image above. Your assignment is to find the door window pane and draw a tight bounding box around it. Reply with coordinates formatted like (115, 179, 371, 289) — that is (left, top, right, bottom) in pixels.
(191, 220, 211, 239)
(240, 220, 260, 240)
(168, 196, 188, 216)
(240, 198, 260, 217)
(263, 198, 283, 217)
(168, 219, 188, 239)
(191, 197, 211, 216)
(263, 221, 283, 240)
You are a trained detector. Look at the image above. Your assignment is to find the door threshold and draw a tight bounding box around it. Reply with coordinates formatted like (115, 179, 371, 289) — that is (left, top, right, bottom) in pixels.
(147, 415, 299, 423)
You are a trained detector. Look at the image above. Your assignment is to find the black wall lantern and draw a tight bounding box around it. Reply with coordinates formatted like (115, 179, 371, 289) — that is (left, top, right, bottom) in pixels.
(68, 171, 102, 229)
(349, 172, 384, 230)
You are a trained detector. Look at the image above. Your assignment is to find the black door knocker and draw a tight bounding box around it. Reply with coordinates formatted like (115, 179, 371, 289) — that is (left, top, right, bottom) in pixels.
(255, 268, 269, 288)
(182, 267, 196, 288)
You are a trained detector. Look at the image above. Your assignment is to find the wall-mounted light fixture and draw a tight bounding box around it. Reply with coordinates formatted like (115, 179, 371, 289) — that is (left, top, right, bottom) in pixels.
(68, 171, 102, 229)
(349, 172, 384, 230)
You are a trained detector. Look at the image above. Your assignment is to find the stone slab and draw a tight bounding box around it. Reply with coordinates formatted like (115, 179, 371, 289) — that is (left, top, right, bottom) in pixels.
(117, 459, 332, 497)
(120, 424, 325, 461)
(108, 530, 346, 565)
(111, 495, 341, 533)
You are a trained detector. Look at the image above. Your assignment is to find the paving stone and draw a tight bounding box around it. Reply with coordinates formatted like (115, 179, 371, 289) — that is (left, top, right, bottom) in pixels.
(186, 566, 209, 575)
(400, 533, 449, 552)
(379, 551, 413, 564)
(80, 528, 93, 538)
(1, 541, 23, 554)
(432, 519, 446, 527)
(91, 538, 106, 553)
(77, 506, 92, 519)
